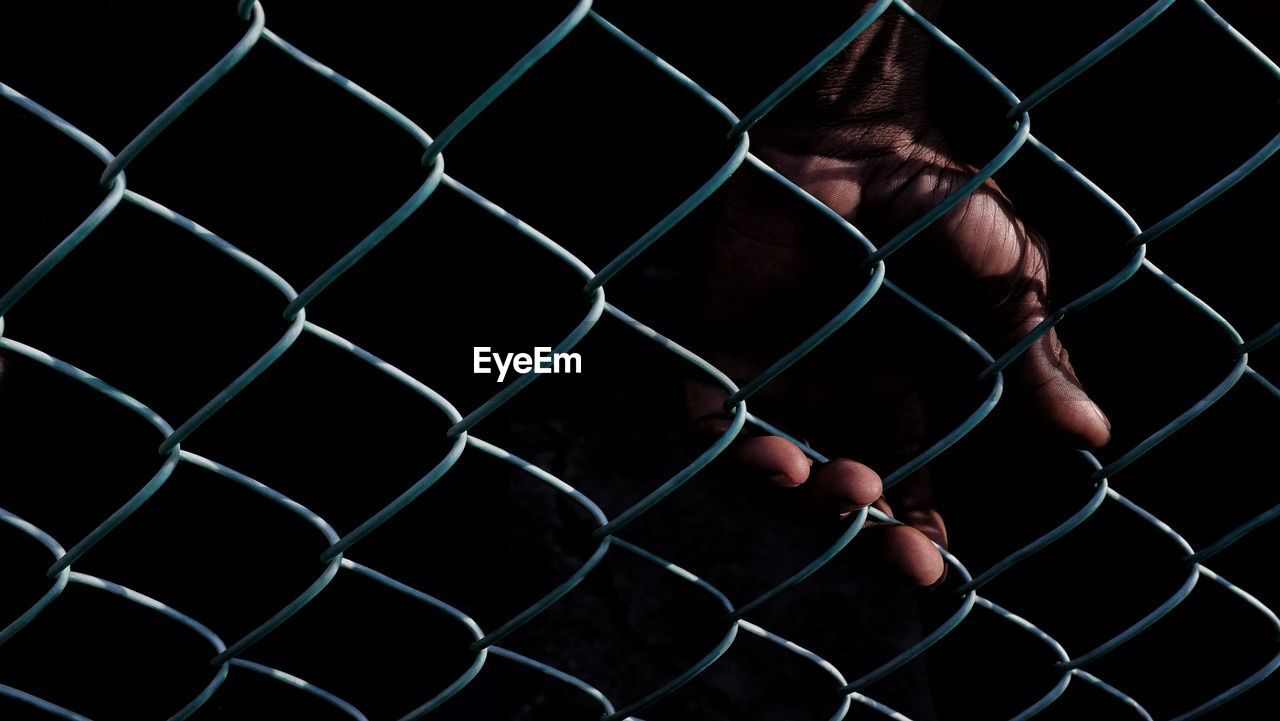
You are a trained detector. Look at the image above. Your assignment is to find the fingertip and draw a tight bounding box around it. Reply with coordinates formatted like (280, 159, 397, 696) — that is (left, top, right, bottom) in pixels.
(811, 458, 883, 513)
(736, 435, 811, 487)
(860, 524, 946, 588)
(1008, 329, 1112, 448)
(1075, 400, 1112, 449)
(1021, 386, 1112, 448)
(893, 525, 947, 588)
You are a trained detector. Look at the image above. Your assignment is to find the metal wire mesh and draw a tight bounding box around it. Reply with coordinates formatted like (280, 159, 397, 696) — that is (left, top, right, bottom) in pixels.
(2, 1, 1279, 719)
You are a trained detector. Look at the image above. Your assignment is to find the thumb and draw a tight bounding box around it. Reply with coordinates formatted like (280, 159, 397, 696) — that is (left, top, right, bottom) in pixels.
(940, 191, 1112, 449)
(999, 296, 1111, 448)
(876, 159, 1112, 449)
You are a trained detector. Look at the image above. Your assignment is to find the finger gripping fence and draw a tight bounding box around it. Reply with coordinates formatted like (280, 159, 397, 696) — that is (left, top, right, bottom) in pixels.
(1, 1, 1279, 720)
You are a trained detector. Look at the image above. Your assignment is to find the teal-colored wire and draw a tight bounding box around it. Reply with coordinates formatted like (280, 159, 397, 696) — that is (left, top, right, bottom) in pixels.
(263, 27, 445, 320)
(583, 10, 751, 293)
(1092, 260, 1248, 481)
(591, 303, 748, 537)
(729, 506, 872, 621)
(1009, 0, 1177, 117)
(442, 173, 607, 437)
(0, 338, 181, 578)
(1241, 321, 1280, 354)
(210, 542, 342, 667)
(99, 2, 266, 187)
(978, 137, 1148, 381)
(848, 692, 912, 721)
(339, 559, 489, 721)
(1193, 0, 1280, 80)
(1059, 489, 1201, 671)
(737, 619, 854, 721)
(305, 322, 469, 560)
(230, 660, 370, 721)
(0, 174, 124, 317)
(728, 0, 895, 138)
(602, 538, 739, 721)
(0, 508, 71, 646)
(463, 434, 615, 650)
(584, 133, 750, 294)
(976, 597, 1073, 721)
(1126, 130, 1280, 249)
(67, 572, 231, 721)
(955, 454, 1110, 594)
(488, 647, 624, 718)
(839, 544, 978, 693)
(0, 684, 94, 721)
(1074, 670, 1155, 721)
(421, 0, 594, 165)
(1168, 568, 1280, 721)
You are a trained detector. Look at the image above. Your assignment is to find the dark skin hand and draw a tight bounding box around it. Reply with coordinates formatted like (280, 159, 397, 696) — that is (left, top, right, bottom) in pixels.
(685, 1, 1112, 587)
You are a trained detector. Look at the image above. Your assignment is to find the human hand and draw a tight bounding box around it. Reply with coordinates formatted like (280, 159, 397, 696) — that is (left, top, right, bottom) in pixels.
(684, 5, 1111, 587)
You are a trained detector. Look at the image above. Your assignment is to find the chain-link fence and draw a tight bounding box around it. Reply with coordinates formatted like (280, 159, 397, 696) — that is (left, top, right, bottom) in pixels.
(1, 1, 1278, 719)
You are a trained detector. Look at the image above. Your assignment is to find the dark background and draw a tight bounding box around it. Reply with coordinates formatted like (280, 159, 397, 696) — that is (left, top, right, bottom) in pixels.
(0, 1, 1277, 720)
